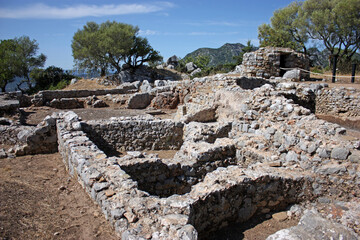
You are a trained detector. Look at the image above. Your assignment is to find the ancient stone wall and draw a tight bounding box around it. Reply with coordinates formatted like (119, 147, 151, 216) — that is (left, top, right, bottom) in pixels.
(82, 118, 184, 152)
(315, 87, 360, 117)
(31, 83, 137, 106)
(241, 47, 310, 80)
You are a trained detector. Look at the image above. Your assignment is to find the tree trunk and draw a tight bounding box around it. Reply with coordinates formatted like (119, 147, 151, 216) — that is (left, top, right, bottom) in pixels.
(1, 86, 5, 93)
(332, 55, 338, 83)
(100, 67, 106, 77)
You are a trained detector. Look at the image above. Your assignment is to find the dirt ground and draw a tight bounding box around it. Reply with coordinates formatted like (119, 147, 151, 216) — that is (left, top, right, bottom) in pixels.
(0, 153, 119, 240)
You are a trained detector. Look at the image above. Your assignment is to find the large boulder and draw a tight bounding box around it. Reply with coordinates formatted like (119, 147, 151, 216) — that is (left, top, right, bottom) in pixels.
(140, 80, 153, 93)
(186, 62, 197, 72)
(166, 55, 180, 67)
(283, 69, 301, 81)
(150, 92, 179, 109)
(49, 98, 84, 109)
(127, 93, 153, 109)
(190, 68, 202, 77)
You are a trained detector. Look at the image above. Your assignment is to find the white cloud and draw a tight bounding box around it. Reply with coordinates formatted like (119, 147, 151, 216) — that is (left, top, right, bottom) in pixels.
(0, 2, 174, 19)
(139, 29, 158, 36)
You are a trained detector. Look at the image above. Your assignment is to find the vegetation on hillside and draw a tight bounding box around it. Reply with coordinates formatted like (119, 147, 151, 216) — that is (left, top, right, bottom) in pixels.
(184, 43, 246, 67)
(72, 21, 162, 76)
(177, 41, 256, 78)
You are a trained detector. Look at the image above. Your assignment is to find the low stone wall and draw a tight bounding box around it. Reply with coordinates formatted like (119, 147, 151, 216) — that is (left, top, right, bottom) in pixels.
(120, 138, 237, 198)
(315, 87, 360, 117)
(31, 84, 137, 106)
(82, 118, 184, 153)
(189, 167, 312, 238)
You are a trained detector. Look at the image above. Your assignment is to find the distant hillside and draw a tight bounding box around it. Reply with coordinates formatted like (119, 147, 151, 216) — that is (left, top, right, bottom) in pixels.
(184, 43, 245, 66)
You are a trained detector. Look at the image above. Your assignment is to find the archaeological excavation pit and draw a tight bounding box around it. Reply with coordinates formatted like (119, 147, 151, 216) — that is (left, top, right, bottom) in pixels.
(56, 113, 314, 239)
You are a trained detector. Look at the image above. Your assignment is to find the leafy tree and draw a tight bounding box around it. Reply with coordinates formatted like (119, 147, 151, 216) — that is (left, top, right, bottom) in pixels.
(72, 22, 108, 76)
(0, 39, 18, 92)
(13, 36, 46, 91)
(0, 36, 45, 92)
(30, 66, 75, 91)
(72, 21, 161, 75)
(124, 36, 162, 73)
(258, 2, 308, 53)
(300, 0, 360, 69)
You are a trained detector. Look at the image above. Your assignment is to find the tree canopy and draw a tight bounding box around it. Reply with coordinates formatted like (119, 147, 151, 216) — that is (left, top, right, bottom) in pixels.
(0, 36, 46, 92)
(0, 39, 18, 92)
(258, 0, 360, 65)
(72, 21, 162, 75)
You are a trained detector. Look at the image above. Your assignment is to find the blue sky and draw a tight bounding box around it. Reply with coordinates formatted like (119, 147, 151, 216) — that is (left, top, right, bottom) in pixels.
(0, 0, 297, 69)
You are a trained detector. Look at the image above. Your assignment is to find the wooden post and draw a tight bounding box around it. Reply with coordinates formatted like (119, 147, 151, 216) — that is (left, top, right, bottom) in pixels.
(351, 63, 356, 83)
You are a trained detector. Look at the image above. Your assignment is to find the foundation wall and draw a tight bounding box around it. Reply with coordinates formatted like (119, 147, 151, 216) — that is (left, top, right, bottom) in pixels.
(82, 119, 184, 152)
(315, 88, 360, 117)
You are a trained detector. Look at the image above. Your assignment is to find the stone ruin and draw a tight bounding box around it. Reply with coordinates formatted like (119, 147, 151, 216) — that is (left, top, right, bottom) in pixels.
(239, 47, 310, 81)
(1, 58, 360, 239)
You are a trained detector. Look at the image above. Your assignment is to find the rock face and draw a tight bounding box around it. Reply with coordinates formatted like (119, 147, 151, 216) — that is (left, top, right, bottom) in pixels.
(241, 47, 310, 80)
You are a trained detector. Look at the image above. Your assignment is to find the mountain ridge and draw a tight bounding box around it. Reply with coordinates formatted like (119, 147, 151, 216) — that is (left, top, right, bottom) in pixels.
(184, 43, 245, 66)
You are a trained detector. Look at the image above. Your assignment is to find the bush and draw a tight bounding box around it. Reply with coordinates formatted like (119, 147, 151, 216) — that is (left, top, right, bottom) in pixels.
(30, 66, 76, 93)
(48, 79, 71, 90)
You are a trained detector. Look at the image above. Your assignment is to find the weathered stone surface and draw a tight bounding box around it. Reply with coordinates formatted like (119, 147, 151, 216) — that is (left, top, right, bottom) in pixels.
(150, 92, 179, 109)
(127, 93, 153, 109)
(190, 68, 201, 77)
(92, 99, 108, 108)
(50, 98, 84, 109)
(241, 47, 310, 80)
(267, 210, 359, 240)
(283, 69, 300, 80)
(331, 147, 350, 160)
(186, 62, 197, 72)
(140, 80, 152, 93)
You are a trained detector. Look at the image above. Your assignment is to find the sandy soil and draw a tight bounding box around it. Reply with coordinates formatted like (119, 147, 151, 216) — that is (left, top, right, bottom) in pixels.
(0, 153, 119, 240)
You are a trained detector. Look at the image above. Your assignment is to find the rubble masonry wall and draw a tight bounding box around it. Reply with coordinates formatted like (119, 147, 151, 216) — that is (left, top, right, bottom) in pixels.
(82, 119, 184, 152)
